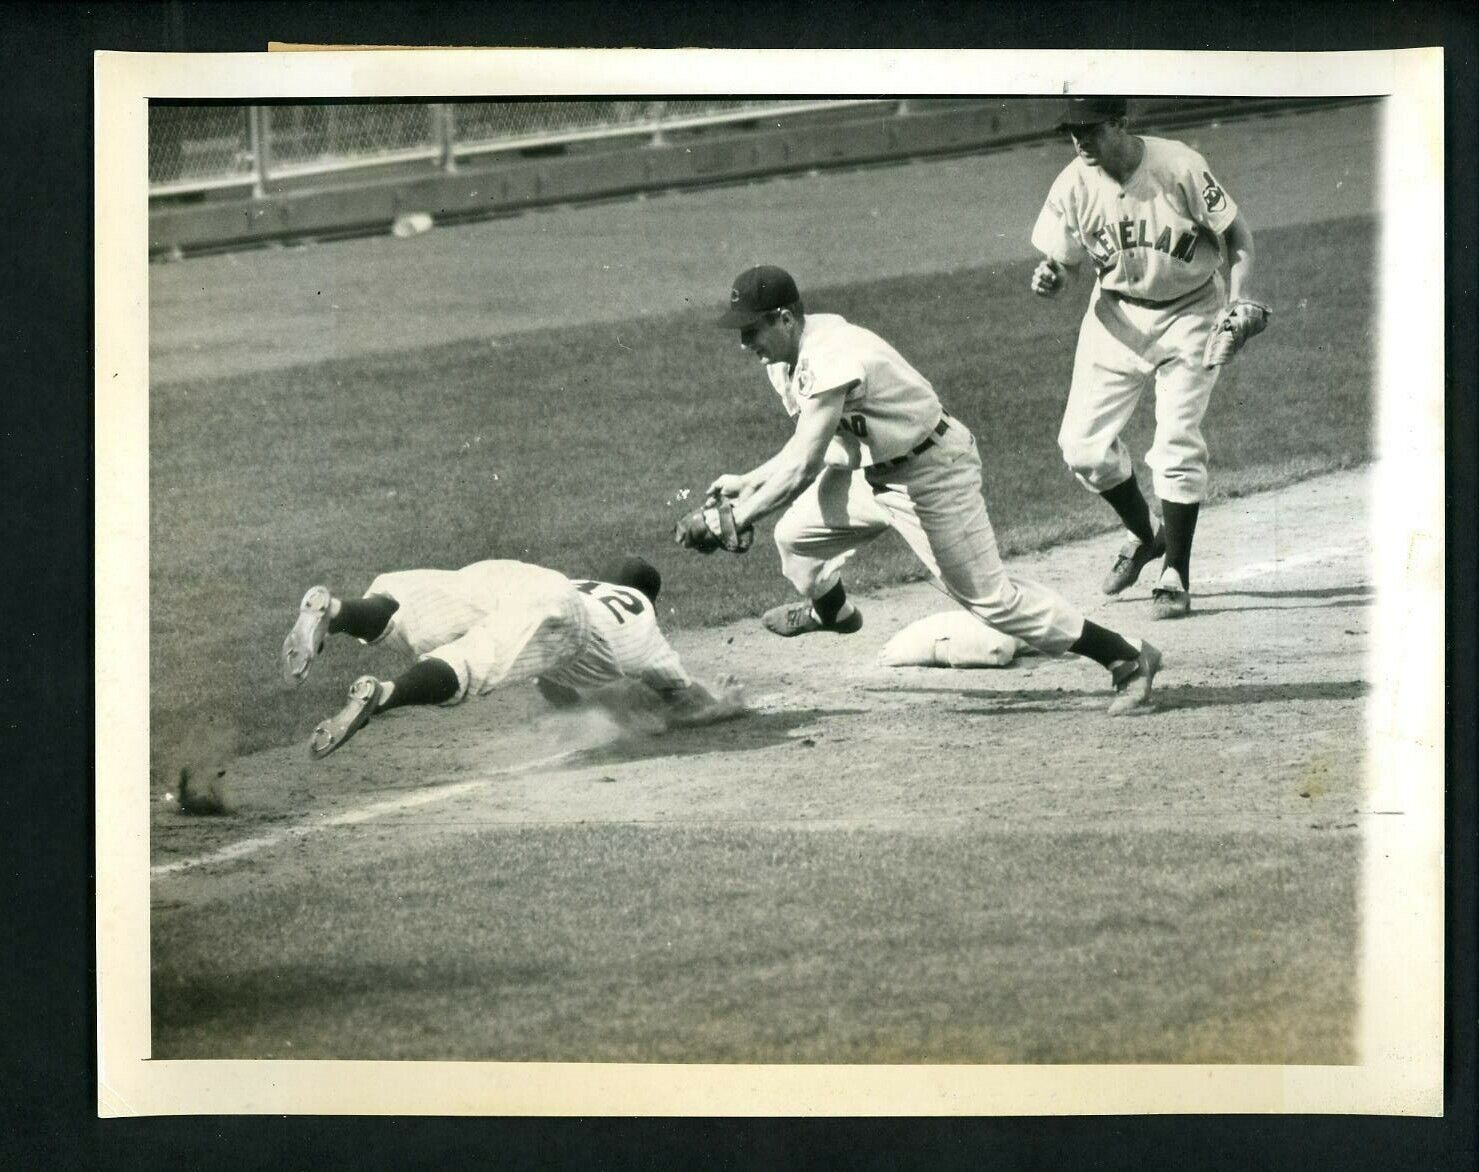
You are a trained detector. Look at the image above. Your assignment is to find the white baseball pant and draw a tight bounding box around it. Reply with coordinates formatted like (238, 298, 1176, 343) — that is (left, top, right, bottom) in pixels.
(365, 562, 590, 703)
(774, 422, 1085, 655)
(1058, 282, 1222, 505)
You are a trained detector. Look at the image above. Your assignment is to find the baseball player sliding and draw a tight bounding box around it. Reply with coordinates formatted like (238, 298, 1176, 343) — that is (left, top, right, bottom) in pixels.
(1030, 96, 1269, 619)
(280, 555, 745, 758)
(675, 264, 1161, 716)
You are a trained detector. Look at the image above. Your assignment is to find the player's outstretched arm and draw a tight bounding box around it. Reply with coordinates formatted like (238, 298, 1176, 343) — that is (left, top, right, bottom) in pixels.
(656, 676, 749, 729)
(708, 450, 786, 501)
(730, 388, 849, 529)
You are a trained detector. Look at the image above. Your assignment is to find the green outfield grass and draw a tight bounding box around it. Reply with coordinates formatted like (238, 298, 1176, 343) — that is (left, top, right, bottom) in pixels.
(153, 822, 1357, 1062)
(151, 214, 1375, 770)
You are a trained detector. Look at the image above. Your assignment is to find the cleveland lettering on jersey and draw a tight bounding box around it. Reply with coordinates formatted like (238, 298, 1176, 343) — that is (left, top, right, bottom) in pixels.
(704, 263, 1161, 713)
(1029, 107, 1259, 624)
(1083, 219, 1199, 269)
(1031, 137, 1236, 303)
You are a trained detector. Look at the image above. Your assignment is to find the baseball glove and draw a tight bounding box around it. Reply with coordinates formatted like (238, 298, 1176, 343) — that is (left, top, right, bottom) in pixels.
(674, 495, 754, 554)
(1203, 299, 1272, 368)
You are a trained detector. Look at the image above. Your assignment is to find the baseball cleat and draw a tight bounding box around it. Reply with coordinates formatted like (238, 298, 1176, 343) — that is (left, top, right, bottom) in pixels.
(281, 584, 333, 684)
(309, 675, 382, 759)
(761, 601, 864, 638)
(1101, 531, 1166, 595)
(1107, 641, 1162, 717)
(1150, 567, 1192, 620)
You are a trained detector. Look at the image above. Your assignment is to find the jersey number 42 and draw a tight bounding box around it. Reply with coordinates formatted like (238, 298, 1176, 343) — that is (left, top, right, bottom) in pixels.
(573, 580, 645, 624)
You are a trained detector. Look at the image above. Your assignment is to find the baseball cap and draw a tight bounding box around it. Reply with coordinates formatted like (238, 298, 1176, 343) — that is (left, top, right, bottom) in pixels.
(1057, 96, 1129, 130)
(602, 555, 661, 603)
(715, 264, 800, 329)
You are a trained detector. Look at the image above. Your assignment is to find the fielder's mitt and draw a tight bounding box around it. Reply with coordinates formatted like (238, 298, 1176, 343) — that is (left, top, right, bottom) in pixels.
(674, 495, 754, 554)
(1203, 299, 1272, 368)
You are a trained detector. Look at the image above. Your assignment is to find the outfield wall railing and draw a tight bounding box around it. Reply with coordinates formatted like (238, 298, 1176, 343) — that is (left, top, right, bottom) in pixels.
(149, 100, 900, 197)
(148, 96, 1370, 258)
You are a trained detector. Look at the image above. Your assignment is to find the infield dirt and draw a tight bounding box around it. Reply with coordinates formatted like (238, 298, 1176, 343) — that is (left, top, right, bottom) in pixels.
(152, 467, 1367, 1063)
(146, 100, 1376, 1066)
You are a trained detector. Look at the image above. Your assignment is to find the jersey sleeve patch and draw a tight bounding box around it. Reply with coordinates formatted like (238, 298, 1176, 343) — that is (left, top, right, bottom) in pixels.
(794, 351, 863, 401)
(1180, 150, 1239, 233)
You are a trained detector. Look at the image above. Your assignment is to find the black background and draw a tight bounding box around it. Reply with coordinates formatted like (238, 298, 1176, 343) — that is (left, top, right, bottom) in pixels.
(2, 2, 1473, 1166)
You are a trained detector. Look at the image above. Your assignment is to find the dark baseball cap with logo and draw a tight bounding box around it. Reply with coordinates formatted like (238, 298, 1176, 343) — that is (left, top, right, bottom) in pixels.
(1057, 96, 1129, 130)
(716, 264, 801, 328)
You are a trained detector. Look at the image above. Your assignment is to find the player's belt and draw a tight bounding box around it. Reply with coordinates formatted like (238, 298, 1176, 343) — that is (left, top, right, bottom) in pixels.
(1104, 278, 1214, 310)
(866, 415, 950, 471)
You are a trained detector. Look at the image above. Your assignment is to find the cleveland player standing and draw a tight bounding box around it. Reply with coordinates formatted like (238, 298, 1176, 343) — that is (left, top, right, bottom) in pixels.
(1030, 96, 1260, 620)
(695, 263, 1162, 716)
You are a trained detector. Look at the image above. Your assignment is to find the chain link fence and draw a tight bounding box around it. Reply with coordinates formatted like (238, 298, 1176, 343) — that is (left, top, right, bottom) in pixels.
(148, 105, 256, 190)
(267, 104, 441, 175)
(149, 99, 890, 196)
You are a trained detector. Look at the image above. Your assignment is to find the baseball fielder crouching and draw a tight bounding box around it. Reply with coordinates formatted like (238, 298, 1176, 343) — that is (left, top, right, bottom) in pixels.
(1031, 96, 1268, 619)
(280, 555, 744, 758)
(678, 264, 1161, 716)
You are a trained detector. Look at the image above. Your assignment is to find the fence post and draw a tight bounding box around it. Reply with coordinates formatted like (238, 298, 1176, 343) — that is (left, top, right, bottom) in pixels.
(646, 100, 668, 147)
(435, 103, 458, 173)
(247, 105, 272, 197)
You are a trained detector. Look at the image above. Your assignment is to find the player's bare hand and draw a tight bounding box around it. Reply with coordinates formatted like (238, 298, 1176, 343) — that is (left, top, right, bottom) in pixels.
(1030, 259, 1064, 298)
(712, 672, 747, 707)
(660, 676, 749, 729)
(701, 674, 750, 724)
(706, 474, 746, 500)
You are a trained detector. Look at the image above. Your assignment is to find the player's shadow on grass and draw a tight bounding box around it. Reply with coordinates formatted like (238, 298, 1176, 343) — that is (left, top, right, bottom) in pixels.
(573, 706, 868, 767)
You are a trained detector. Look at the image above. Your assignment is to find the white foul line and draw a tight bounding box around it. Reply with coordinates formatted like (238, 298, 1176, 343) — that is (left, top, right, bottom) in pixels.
(151, 746, 585, 878)
(154, 544, 1365, 880)
(1199, 545, 1361, 586)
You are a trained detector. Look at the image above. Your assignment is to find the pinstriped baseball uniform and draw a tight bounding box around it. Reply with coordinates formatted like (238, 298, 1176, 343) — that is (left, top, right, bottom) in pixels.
(1032, 136, 1239, 504)
(541, 580, 691, 695)
(365, 559, 690, 703)
(767, 313, 1086, 655)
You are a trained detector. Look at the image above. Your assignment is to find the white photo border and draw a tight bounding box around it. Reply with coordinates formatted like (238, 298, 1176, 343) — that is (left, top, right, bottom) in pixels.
(97, 47, 1445, 1117)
